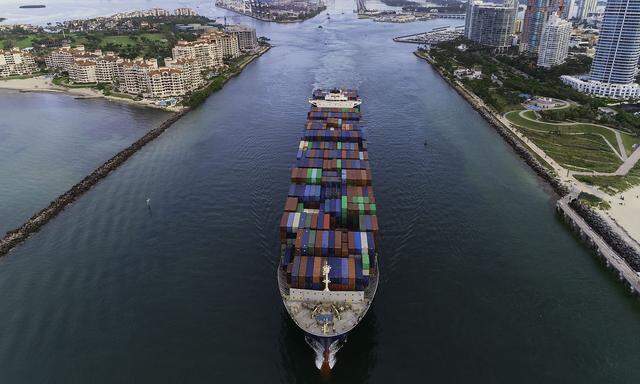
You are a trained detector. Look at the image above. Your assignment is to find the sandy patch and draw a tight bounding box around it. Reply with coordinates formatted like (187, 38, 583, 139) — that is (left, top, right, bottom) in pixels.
(606, 185, 640, 244)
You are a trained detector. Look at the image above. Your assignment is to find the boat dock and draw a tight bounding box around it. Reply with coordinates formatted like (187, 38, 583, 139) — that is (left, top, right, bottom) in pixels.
(393, 26, 464, 44)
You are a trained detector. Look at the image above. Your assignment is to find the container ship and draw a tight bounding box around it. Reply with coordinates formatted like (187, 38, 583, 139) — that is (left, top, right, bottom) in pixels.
(277, 89, 379, 368)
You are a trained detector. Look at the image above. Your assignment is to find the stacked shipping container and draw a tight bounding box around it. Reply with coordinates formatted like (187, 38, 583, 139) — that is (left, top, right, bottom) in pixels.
(280, 90, 378, 292)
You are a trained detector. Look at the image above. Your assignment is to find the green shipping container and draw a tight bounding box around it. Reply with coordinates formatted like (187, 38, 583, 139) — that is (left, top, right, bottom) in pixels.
(362, 252, 370, 269)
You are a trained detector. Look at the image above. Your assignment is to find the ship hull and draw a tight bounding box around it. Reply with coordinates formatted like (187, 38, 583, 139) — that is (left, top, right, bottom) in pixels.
(276, 89, 379, 361)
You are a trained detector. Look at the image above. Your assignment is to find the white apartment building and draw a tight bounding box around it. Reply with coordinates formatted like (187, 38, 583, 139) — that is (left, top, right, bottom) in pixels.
(164, 57, 204, 91)
(537, 14, 571, 68)
(95, 53, 121, 83)
(172, 37, 224, 70)
(69, 60, 98, 83)
(45, 45, 79, 71)
(147, 68, 187, 98)
(0, 48, 37, 77)
(175, 8, 198, 16)
(146, 8, 171, 17)
(561, 75, 640, 98)
(117, 58, 158, 95)
(215, 31, 241, 59)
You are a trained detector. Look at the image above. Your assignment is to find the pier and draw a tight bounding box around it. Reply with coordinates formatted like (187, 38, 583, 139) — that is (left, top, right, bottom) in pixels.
(557, 195, 640, 295)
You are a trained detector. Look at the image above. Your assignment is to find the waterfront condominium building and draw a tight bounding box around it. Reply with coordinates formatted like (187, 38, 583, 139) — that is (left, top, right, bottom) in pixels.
(95, 53, 120, 83)
(537, 14, 571, 67)
(0, 48, 37, 78)
(562, 0, 640, 98)
(117, 58, 158, 95)
(464, 0, 518, 50)
(521, 0, 564, 52)
(174, 7, 198, 16)
(68, 60, 98, 83)
(576, 0, 597, 20)
(147, 68, 187, 98)
(204, 30, 241, 59)
(164, 57, 205, 91)
(172, 37, 223, 70)
(225, 24, 258, 51)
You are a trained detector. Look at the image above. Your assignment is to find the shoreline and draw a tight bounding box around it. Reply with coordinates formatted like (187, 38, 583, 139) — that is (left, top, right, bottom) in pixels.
(414, 50, 640, 295)
(0, 45, 271, 257)
(0, 76, 183, 112)
(0, 45, 271, 112)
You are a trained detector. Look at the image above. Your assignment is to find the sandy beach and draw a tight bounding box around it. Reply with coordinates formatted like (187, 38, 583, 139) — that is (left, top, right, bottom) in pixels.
(0, 76, 183, 111)
(0, 76, 103, 97)
(605, 185, 640, 245)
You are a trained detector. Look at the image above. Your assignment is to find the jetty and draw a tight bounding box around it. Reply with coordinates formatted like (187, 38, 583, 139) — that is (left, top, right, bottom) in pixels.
(0, 110, 188, 256)
(557, 194, 640, 294)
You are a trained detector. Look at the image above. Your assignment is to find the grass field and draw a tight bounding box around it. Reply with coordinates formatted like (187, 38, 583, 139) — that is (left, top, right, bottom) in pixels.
(505, 109, 640, 174)
(0, 34, 38, 49)
(98, 33, 166, 47)
(524, 128, 622, 172)
(508, 110, 619, 147)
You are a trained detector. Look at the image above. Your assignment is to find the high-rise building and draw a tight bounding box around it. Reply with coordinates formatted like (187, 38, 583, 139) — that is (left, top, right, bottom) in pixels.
(464, 0, 518, 50)
(0, 48, 37, 77)
(225, 24, 258, 51)
(589, 0, 640, 84)
(537, 14, 572, 67)
(562, 0, 575, 19)
(521, 0, 564, 52)
(576, 0, 597, 20)
(562, 0, 640, 98)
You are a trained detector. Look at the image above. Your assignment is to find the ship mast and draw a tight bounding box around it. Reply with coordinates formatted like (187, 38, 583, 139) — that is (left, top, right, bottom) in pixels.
(322, 263, 331, 291)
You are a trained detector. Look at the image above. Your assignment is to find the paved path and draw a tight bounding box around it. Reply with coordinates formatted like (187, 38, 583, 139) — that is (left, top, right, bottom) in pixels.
(516, 109, 627, 160)
(511, 109, 640, 177)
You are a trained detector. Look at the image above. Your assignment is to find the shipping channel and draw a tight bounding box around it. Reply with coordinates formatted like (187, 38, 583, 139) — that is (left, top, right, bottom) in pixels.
(0, 1, 640, 382)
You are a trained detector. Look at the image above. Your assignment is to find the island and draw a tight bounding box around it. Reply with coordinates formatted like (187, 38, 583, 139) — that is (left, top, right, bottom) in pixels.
(0, 8, 271, 111)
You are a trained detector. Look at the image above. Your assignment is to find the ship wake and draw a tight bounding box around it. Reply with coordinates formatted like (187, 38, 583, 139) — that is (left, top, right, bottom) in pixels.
(305, 335, 344, 371)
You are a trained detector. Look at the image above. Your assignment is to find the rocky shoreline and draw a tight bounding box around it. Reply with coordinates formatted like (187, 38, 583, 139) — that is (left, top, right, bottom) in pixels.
(0, 110, 188, 256)
(413, 51, 568, 197)
(414, 50, 640, 290)
(0, 47, 271, 257)
(570, 200, 640, 272)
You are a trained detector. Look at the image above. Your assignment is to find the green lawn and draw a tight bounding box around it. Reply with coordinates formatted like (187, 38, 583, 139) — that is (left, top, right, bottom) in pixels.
(0, 34, 38, 49)
(620, 132, 640, 157)
(99, 33, 165, 47)
(506, 110, 620, 147)
(524, 128, 622, 172)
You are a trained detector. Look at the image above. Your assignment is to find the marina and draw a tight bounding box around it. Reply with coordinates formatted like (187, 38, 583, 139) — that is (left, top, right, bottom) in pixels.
(393, 26, 464, 44)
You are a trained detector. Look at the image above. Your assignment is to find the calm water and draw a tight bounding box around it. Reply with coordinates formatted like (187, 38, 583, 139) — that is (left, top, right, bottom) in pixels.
(0, 91, 168, 234)
(2, 2, 640, 383)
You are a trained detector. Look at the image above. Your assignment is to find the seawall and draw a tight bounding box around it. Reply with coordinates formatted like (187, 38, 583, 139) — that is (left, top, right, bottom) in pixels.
(413, 51, 568, 197)
(557, 197, 640, 295)
(415, 50, 640, 295)
(0, 109, 189, 256)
